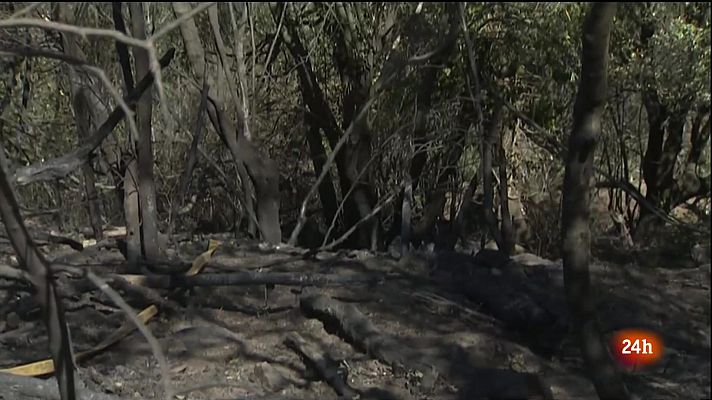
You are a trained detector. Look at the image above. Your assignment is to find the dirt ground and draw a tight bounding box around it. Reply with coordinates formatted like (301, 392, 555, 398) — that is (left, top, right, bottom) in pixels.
(0, 235, 710, 400)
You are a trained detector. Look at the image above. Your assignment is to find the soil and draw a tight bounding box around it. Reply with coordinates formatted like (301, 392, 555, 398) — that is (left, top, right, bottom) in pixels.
(0, 235, 709, 400)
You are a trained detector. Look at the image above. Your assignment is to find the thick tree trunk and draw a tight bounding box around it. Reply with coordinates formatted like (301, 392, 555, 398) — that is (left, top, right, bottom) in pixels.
(130, 2, 161, 261)
(561, 3, 630, 399)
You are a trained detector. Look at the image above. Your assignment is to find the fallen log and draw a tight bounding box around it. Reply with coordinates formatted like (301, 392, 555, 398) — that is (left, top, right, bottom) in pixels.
(299, 293, 406, 370)
(284, 333, 357, 399)
(118, 271, 386, 289)
(456, 271, 557, 331)
(428, 250, 558, 332)
(299, 293, 556, 399)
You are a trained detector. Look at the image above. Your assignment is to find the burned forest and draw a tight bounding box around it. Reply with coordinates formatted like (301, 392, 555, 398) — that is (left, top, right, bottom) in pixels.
(0, 3, 710, 400)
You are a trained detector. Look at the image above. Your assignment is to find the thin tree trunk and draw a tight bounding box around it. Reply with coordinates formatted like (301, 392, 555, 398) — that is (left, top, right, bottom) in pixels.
(277, 8, 359, 245)
(112, 1, 142, 267)
(401, 172, 412, 256)
(561, 3, 630, 399)
(173, 2, 282, 244)
(482, 103, 504, 250)
(498, 126, 514, 256)
(168, 80, 209, 239)
(304, 117, 339, 227)
(0, 165, 75, 400)
(58, 3, 104, 240)
(124, 159, 141, 271)
(130, 2, 161, 261)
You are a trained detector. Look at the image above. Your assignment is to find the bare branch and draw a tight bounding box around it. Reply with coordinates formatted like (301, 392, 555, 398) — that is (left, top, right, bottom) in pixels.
(150, 2, 215, 41)
(0, 18, 148, 49)
(288, 94, 379, 246)
(320, 191, 399, 251)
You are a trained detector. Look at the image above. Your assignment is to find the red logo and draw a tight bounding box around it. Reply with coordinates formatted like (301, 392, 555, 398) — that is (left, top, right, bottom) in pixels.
(610, 329, 664, 370)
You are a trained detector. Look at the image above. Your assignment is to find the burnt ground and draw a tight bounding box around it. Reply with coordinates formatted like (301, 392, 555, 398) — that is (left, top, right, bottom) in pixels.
(0, 235, 709, 400)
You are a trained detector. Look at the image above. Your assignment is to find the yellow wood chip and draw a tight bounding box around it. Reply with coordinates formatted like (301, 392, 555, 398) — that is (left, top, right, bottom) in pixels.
(184, 239, 220, 277)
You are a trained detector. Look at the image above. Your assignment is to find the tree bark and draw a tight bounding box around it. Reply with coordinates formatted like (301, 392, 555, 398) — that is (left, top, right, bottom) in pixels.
(112, 2, 142, 268)
(130, 2, 161, 261)
(123, 159, 141, 271)
(561, 3, 630, 399)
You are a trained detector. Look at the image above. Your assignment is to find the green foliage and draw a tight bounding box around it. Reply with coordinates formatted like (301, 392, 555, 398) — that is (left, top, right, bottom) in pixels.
(1, 3, 708, 248)
(647, 12, 710, 107)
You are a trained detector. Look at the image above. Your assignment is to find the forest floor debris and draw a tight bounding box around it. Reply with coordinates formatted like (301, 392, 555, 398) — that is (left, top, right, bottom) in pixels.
(0, 235, 709, 399)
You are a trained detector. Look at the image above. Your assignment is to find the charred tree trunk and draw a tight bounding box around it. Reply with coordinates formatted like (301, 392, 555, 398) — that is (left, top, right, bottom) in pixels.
(130, 2, 161, 261)
(112, 2, 142, 267)
(561, 3, 630, 399)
